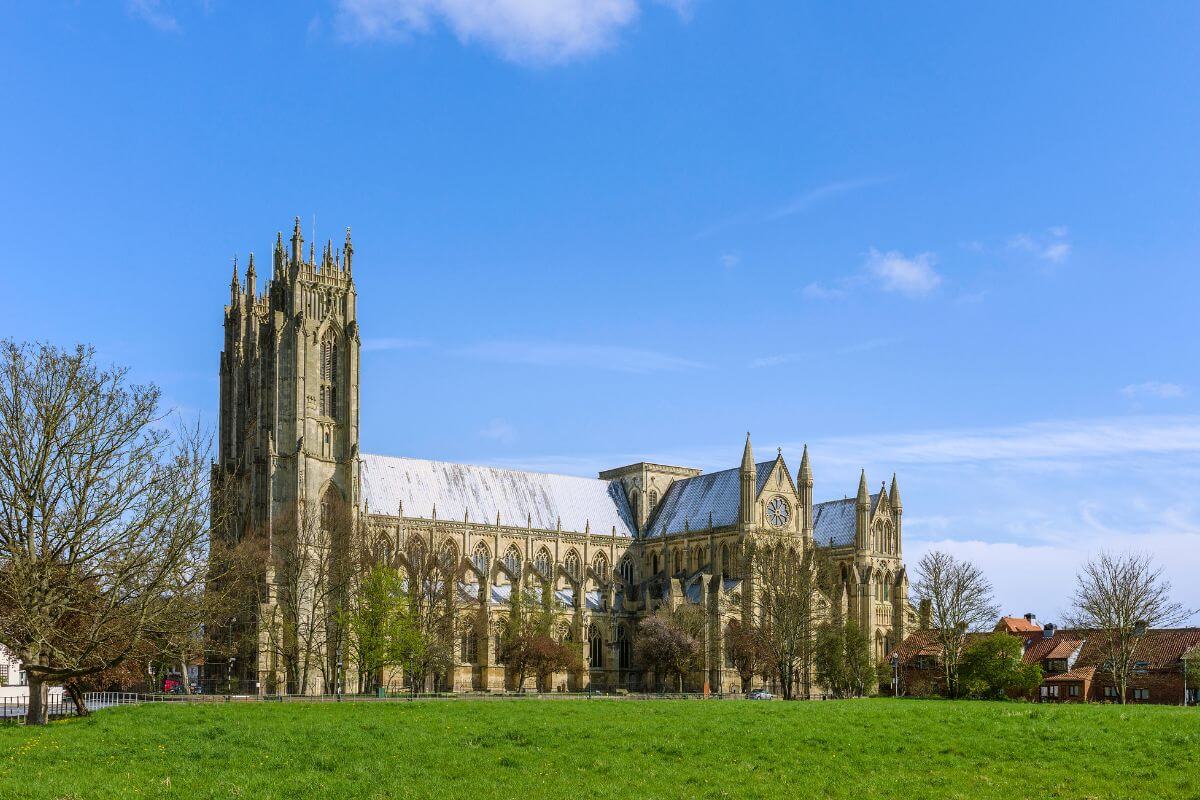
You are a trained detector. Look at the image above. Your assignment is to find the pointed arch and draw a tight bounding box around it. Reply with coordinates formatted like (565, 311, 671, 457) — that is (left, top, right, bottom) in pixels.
(719, 543, 730, 577)
(534, 547, 552, 579)
(502, 544, 522, 578)
(438, 539, 459, 573)
(617, 554, 634, 584)
(588, 623, 603, 668)
(564, 549, 581, 581)
(472, 541, 490, 576)
(591, 551, 609, 582)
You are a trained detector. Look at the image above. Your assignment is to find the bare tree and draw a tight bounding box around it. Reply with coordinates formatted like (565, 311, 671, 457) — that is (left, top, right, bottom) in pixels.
(0, 341, 215, 723)
(1066, 551, 1190, 705)
(724, 618, 767, 694)
(398, 533, 459, 693)
(743, 540, 823, 700)
(912, 550, 999, 698)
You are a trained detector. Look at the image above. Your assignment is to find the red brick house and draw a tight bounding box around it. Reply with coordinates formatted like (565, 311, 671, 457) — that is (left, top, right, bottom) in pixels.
(891, 617, 1200, 705)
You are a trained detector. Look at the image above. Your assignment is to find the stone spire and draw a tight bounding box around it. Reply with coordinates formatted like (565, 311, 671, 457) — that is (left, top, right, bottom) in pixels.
(229, 256, 240, 305)
(855, 469, 870, 551)
(889, 473, 902, 510)
(245, 252, 256, 301)
(344, 227, 353, 273)
(740, 432, 756, 527)
(799, 444, 813, 486)
(290, 216, 303, 264)
(798, 444, 813, 540)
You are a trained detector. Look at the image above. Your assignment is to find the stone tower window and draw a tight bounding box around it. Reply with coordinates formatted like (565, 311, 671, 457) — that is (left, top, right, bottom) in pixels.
(648, 490, 659, 512)
(320, 335, 338, 418)
(588, 624, 603, 668)
(503, 545, 521, 577)
(617, 555, 634, 584)
(564, 550, 580, 581)
(534, 548, 552, 578)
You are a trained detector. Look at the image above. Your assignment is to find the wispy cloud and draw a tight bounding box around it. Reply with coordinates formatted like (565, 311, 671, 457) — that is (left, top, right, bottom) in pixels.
(334, 0, 691, 64)
(1009, 226, 1071, 264)
(749, 337, 896, 369)
(768, 177, 891, 221)
(1121, 381, 1185, 400)
(802, 281, 848, 300)
(864, 248, 941, 297)
(361, 337, 431, 352)
(479, 418, 518, 444)
(455, 340, 706, 373)
(719, 252, 740, 270)
(806, 414, 1200, 469)
(127, 0, 180, 31)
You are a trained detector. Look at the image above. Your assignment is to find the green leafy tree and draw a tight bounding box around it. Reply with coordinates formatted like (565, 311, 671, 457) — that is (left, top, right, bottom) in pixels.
(958, 633, 1042, 699)
(815, 619, 872, 698)
(1184, 647, 1200, 705)
(343, 564, 415, 694)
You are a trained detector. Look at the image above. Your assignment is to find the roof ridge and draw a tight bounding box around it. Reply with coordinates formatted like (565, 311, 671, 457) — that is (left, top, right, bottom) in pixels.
(361, 452, 614, 483)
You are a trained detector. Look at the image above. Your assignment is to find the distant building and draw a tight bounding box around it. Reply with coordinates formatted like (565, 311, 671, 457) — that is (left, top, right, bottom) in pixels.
(210, 220, 918, 695)
(891, 618, 1200, 705)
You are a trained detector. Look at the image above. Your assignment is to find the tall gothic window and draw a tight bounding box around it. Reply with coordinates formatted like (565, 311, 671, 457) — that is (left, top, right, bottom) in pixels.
(617, 555, 633, 584)
(534, 548, 552, 578)
(564, 550, 580, 581)
(592, 552, 608, 582)
(503, 545, 521, 577)
(616, 625, 630, 670)
(472, 542, 490, 576)
(320, 334, 338, 417)
(648, 490, 659, 512)
(588, 624, 603, 668)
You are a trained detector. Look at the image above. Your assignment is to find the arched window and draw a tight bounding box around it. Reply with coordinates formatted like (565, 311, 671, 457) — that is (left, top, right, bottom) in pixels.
(320, 334, 338, 418)
(564, 550, 580, 581)
(651, 553, 660, 575)
(534, 548, 552, 578)
(503, 545, 522, 577)
(617, 625, 631, 670)
(461, 627, 478, 663)
(439, 541, 458, 571)
(472, 542, 490, 575)
(588, 624, 603, 668)
(617, 555, 634, 584)
(494, 622, 506, 664)
(673, 549, 682, 574)
(720, 543, 730, 577)
(592, 552, 608, 582)
(630, 490, 641, 523)
(558, 623, 571, 643)
(648, 490, 659, 512)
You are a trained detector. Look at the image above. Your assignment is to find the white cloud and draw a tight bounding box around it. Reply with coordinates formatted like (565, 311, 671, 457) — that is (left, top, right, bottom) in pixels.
(719, 252, 740, 270)
(802, 281, 847, 300)
(768, 177, 891, 221)
(749, 338, 895, 369)
(1009, 226, 1071, 264)
(748, 353, 800, 369)
(479, 418, 517, 444)
(335, 0, 691, 64)
(1121, 381, 1185, 400)
(361, 337, 431, 352)
(864, 248, 941, 297)
(455, 340, 706, 373)
(127, 0, 180, 31)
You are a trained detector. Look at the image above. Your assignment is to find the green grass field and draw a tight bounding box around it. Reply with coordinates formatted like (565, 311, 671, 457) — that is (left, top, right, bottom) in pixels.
(1, 699, 1196, 800)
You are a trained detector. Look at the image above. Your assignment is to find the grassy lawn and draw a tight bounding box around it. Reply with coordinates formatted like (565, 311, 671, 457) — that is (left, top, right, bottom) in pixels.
(1, 698, 1197, 800)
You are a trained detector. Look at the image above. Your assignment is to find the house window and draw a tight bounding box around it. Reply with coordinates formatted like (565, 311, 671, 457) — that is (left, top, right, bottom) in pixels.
(1068, 685, 1080, 697)
(18, 670, 26, 686)
(1040, 685, 1059, 698)
(1133, 688, 1150, 701)
(1187, 688, 1198, 704)
(1045, 659, 1068, 674)
(0, 664, 8, 685)
(1104, 686, 1118, 700)
(914, 656, 936, 670)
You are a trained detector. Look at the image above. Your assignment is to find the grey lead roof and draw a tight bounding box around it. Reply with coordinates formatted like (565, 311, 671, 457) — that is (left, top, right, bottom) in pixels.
(646, 460, 778, 538)
(360, 453, 637, 537)
(812, 493, 880, 547)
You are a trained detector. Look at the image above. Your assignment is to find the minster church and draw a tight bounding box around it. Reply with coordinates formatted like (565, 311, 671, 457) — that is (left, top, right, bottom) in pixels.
(213, 219, 917, 695)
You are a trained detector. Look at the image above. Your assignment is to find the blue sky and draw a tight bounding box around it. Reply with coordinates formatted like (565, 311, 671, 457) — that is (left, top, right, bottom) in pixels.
(3, 1, 1199, 622)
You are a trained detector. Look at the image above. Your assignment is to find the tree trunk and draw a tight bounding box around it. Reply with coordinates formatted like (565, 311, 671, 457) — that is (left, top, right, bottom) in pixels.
(26, 675, 49, 726)
(66, 683, 89, 716)
(180, 657, 193, 694)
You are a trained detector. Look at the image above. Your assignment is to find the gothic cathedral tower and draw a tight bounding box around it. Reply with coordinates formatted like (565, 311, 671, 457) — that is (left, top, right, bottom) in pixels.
(214, 218, 361, 693)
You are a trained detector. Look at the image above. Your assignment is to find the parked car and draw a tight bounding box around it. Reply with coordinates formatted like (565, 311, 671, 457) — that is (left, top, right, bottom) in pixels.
(747, 689, 774, 700)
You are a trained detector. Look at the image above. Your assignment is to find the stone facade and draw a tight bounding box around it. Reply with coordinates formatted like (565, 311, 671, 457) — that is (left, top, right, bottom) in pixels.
(214, 221, 917, 694)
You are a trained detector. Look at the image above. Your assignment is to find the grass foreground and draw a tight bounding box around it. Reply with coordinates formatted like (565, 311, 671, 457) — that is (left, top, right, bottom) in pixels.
(1, 698, 1197, 800)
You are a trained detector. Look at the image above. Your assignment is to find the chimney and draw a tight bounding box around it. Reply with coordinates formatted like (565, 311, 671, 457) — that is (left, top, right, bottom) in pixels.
(1043, 623, 1056, 639)
(1024, 612, 1037, 625)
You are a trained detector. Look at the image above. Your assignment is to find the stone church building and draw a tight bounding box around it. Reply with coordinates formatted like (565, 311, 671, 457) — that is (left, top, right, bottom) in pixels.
(214, 220, 916, 695)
